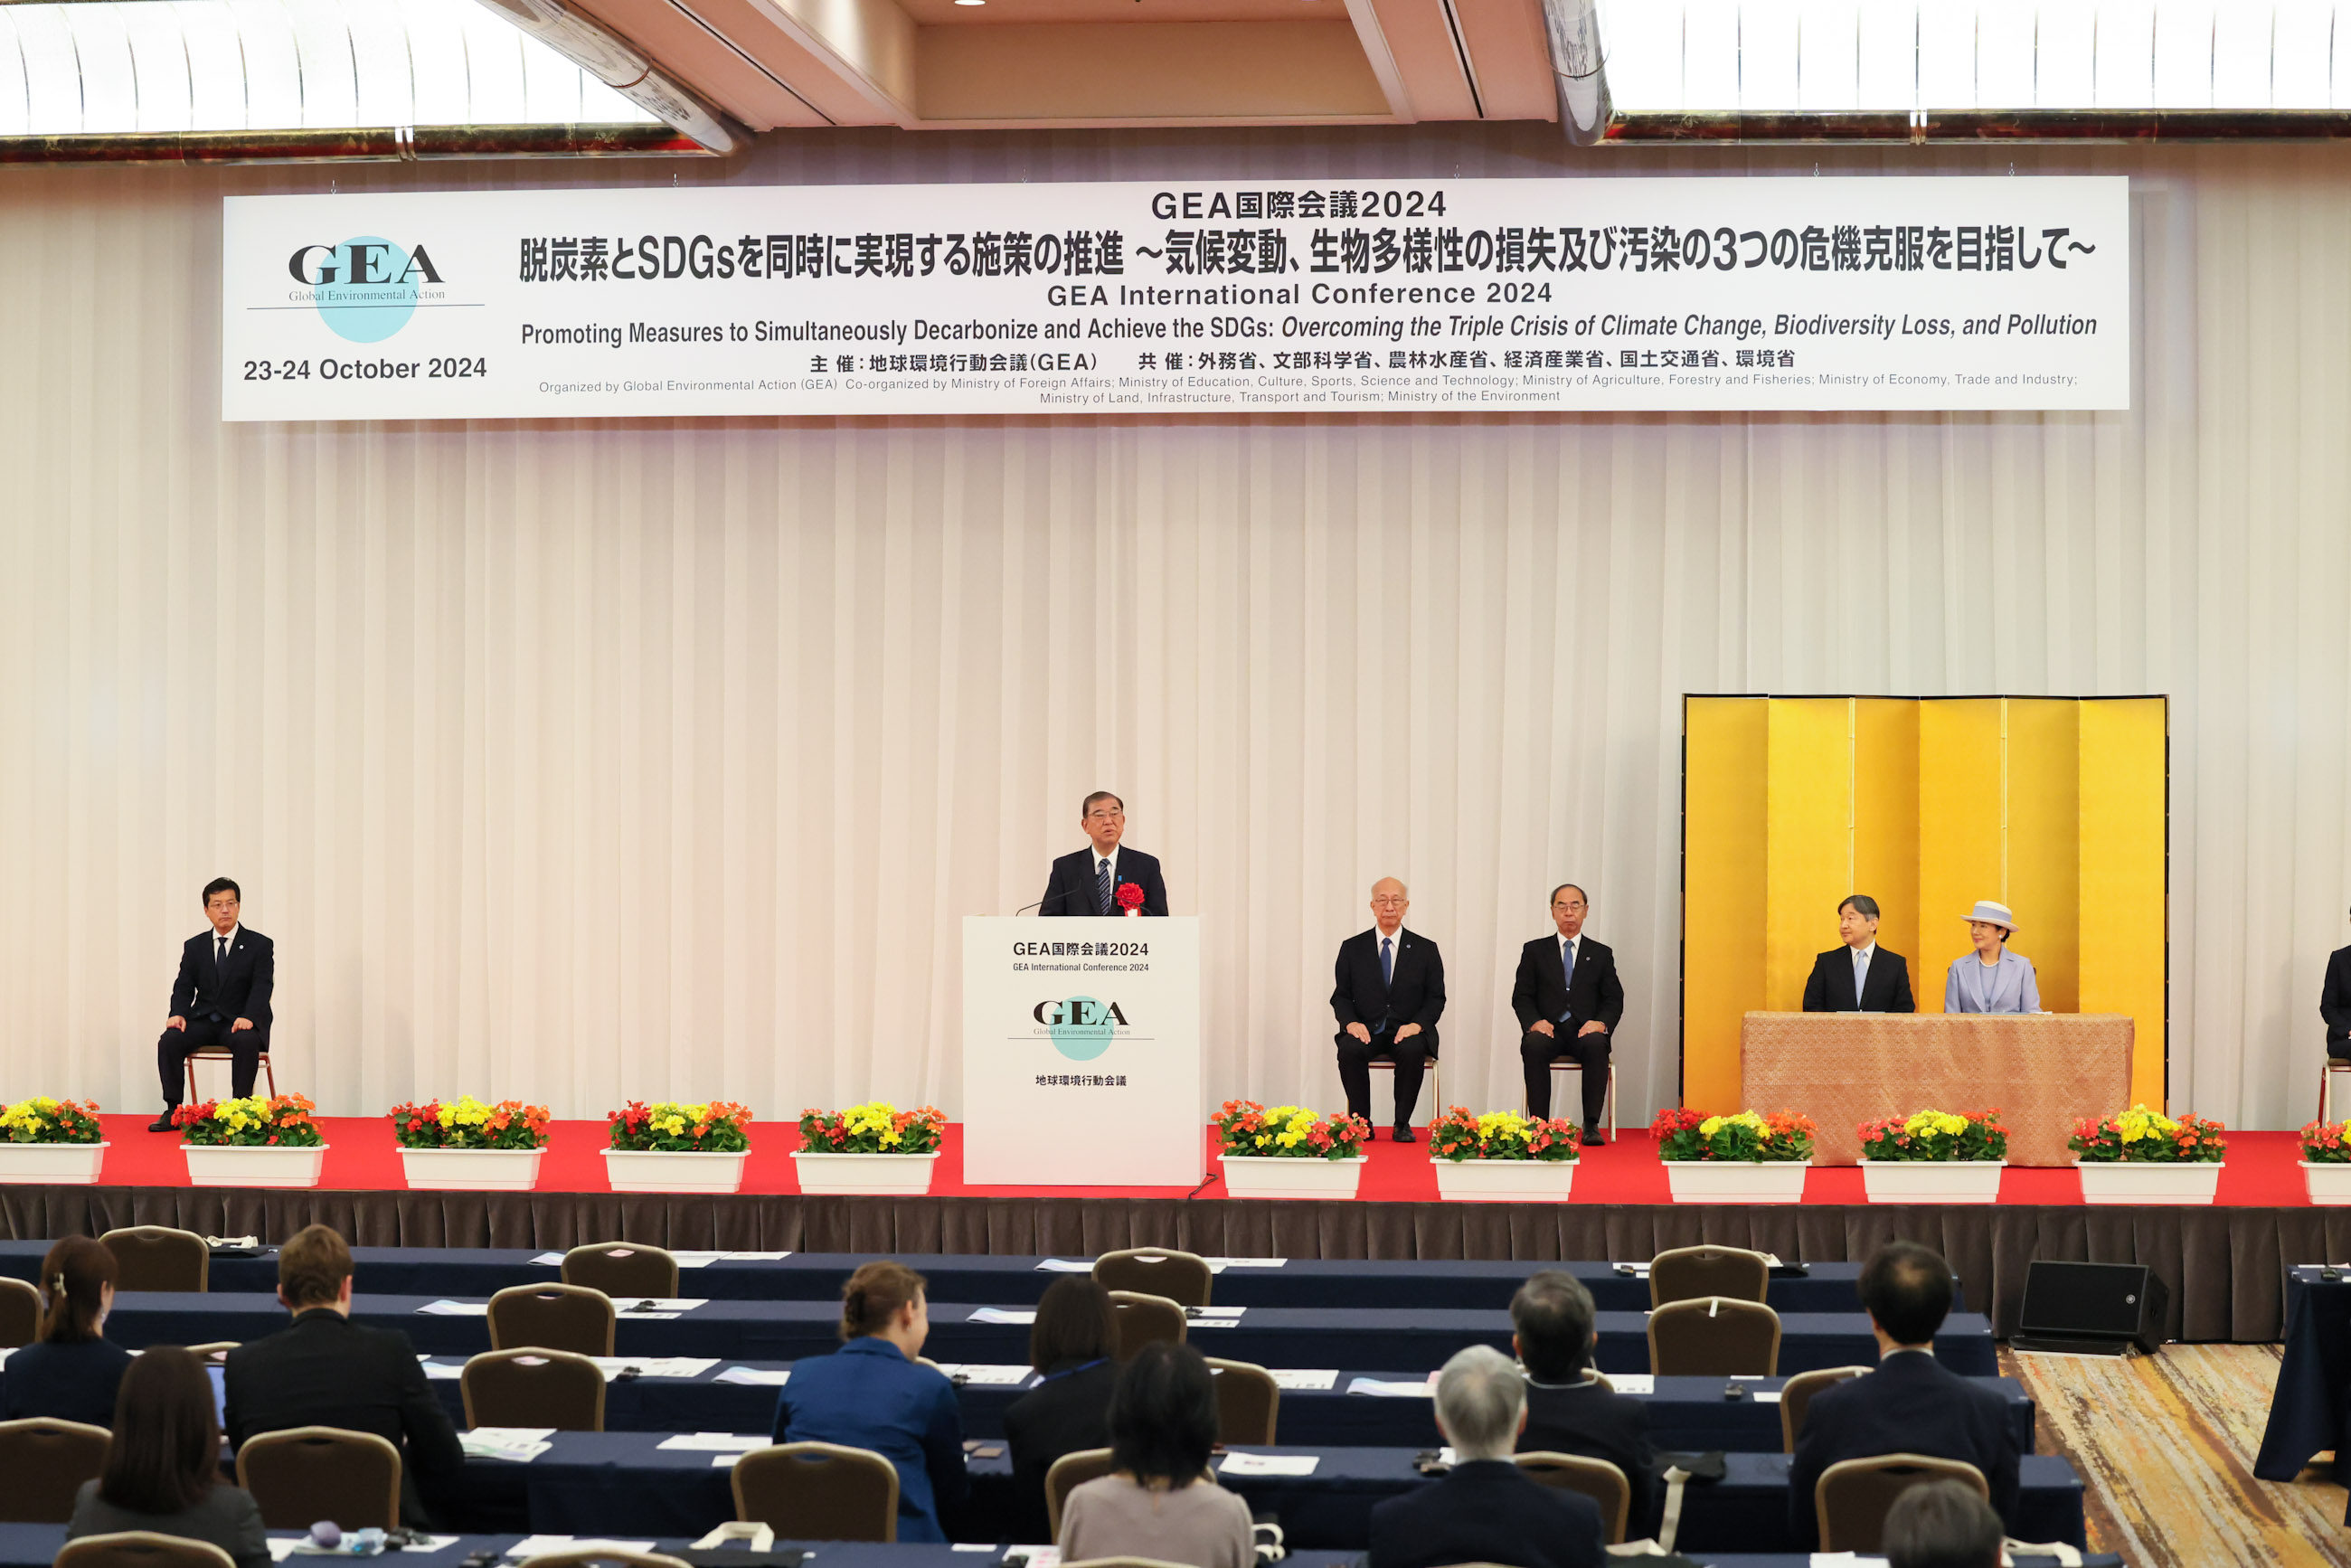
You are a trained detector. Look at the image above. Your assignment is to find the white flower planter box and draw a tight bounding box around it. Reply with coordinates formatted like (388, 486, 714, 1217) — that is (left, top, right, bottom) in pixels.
(2075, 1160, 2224, 1205)
(1431, 1157, 1578, 1204)
(184, 1143, 329, 1189)
(1662, 1159, 1810, 1204)
(2301, 1160, 2351, 1206)
(401, 1147, 545, 1192)
(1220, 1154, 1365, 1200)
(0, 1141, 108, 1185)
(601, 1148, 751, 1195)
(791, 1150, 940, 1196)
(1858, 1159, 2006, 1205)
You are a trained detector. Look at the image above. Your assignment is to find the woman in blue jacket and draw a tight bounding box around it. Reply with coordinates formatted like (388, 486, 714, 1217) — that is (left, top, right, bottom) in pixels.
(7, 1235, 134, 1426)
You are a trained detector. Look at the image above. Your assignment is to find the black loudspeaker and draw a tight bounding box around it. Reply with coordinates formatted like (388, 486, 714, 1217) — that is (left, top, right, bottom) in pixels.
(2012, 1260, 2168, 1355)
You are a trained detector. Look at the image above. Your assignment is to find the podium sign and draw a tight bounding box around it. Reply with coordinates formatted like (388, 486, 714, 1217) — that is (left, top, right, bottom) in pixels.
(962, 916, 1203, 1186)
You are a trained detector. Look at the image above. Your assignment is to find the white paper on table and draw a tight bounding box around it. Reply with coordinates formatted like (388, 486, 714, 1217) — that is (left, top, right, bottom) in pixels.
(266, 1542, 301, 1562)
(1808, 1554, 1890, 1567)
(1613, 1263, 1653, 1278)
(418, 1300, 490, 1316)
(720, 1252, 793, 1261)
(1603, 1374, 1654, 1395)
(968, 1307, 1037, 1325)
(530, 1252, 566, 1267)
(419, 1362, 465, 1382)
(1035, 1258, 1094, 1272)
(1205, 1258, 1288, 1268)
(1268, 1369, 1339, 1391)
(952, 1545, 1003, 1553)
(714, 1366, 792, 1386)
(935, 1364, 1033, 1385)
(1218, 1451, 1319, 1476)
(1188, 1319, 1237, 1328)
(658, 1432, 768, 1451)
(615, 1298, 709, 1312)
(588, 1356, 720, 1381)
(1190, 1306, 1245, 1318)
(666, 1252, 723, 1269)
(1754, 1392, 1783, 1404)
(461, 1427, 553, 1462)
(1346, 1376, 1433, 1398)
(1731, 1373, 1768, 1380)
(507, 1540, 656, 1559)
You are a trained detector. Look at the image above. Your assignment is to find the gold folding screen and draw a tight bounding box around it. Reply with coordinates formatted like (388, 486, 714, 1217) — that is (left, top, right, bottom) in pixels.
(1683, 696, 2167, 1113)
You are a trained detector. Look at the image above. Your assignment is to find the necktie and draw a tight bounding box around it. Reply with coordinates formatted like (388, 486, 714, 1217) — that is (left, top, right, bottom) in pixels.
(1381, 936, 1394, 989)
(1096, 857, 1112, 915)
(1559, 940, 1574, 1022)
(1853, 949, 1869, 1005)
(215, 934, 228, 976)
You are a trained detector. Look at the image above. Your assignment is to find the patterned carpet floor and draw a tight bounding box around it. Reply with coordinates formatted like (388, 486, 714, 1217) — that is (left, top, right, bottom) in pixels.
(2003, 1343, 2349, 1567)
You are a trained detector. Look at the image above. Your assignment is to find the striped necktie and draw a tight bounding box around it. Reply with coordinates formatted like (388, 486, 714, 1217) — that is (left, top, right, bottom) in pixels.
(1095, 857, 1112, 915)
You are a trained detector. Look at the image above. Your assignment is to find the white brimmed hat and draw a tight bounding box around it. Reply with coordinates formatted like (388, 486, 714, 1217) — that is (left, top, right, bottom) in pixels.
(1964, 900, 2017, 931)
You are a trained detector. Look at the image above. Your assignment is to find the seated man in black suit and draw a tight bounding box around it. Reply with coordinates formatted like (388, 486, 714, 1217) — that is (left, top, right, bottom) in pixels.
(1800, 893, 1916, 1013)
(1510, 1270, 1657, 1539)
(1331, 877, 1446, 1142)
(1039, 791, 1168, 916)
(223, 1224, 465, 1529)
(2321, 908, 2351, 1062)
(1511, 884, 1625, 1144)
(1884, 1478, 2005, 1568)
(152, 876, 275, 1130)
(1370, 1344, 1604, 1568)
(1787, 1242, 2021, 1551)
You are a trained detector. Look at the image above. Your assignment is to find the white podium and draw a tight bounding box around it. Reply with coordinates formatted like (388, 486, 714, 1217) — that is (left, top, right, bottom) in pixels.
(962, 915, 1203, 1186)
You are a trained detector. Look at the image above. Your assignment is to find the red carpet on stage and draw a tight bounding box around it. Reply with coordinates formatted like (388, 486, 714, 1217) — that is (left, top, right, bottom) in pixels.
(80, 1117, 2315, 1204)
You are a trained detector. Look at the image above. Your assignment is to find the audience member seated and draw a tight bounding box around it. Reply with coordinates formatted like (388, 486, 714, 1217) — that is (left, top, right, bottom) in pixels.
(1884, 1478, 2006, 1568)
(1057, 1341, 1253, 1568)
(1368, 1344, 1605, 1568)
(771, 1261, 967, 1543)
(5, 1235, 133, 1427)
(222, 1223, 464, 1530)
(1787, 1242, 2020, 1550)
(1002, 1276, 1119, 1544)
(66, 1346, 268, 1568)
(1510, 1269, 1657, 1538)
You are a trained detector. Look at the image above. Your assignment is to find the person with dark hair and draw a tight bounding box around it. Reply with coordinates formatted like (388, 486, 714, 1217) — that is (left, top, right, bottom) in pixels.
(1883, 1478, 2005, 1568)
(1512, 883, 1625, 1142)
(222, 1224, 463, 1528)
(1801, 894, 1916, 1013)
(66, 1346, 268, 1568)
(1057, 1342, 1251, 1568)
(772, 1261, 967, 1542)
(151, 876, 274, 1129)
(1038, 791, 1169, 916)
(1509, 1270, 1656, 1538)
(2319, 905, 2351, 1061)
(5, 1236, 133, 1425)
(1002, 1278, 1119, 1543)
(1788, 1243, 2019, 1550)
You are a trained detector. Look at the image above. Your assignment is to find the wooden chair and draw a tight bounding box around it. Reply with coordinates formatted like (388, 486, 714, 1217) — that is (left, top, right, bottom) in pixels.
(732, 1440, 900, 1541)
(1648, 1245, 1770, 1308)
(0, 1276, 40, 1347)
(236, 1426, 403, 1530)
(462, 1348, 607, 1431)
(1647, 1297, 1781, 1376)
(1816, 1453, 1990, 1553)
(1107, 1290, 1187, 1362)
(1534, 1061, 1614, 1138)
(182, 1044, 276, 1103)
(1364, 1053, 1441, 1129)
(487, 1283, 616, 1355)
(99, 1226, 209, 1292)
(1514, 1451, 1631, 1544)
(54, 1533, 238, 1568)
(1093, 1248, 1213, 1308)
(562, 1242, 680, 1299)
(0, 1417, 109, 1522)
(1204, 1356, 1279, 1444)
(1778, 1365, 1871, 1452)
(2324, 1060, 2351, 1122)
(1044, 1447, 1121, 1537)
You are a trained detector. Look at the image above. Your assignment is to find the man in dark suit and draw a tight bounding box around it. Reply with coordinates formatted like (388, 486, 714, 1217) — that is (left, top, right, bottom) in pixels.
(1511, 884, 1626, 1143)
(1369, 1344, 1605, 1568)
(1510, 1270, 1657, 1540)
(1786, 1242, 2021, 1551)
(222, 1223, 465, 1529)
(1331, 877, 1446, 1141)
(2320, 908, 2351, 1062)
(1038, 791, 1168, 916)
(1801, 893, 1916, 1013)
(153, 876, 275, 1130)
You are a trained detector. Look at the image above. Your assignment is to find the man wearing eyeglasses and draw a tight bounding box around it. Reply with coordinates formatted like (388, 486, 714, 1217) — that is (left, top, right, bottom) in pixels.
(1038, 791, 1169, 917)
(1331, 877, 1445, 1141)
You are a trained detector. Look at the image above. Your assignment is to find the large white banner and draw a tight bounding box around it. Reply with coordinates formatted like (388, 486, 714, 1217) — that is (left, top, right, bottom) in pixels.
(222, 175, 2128, 420)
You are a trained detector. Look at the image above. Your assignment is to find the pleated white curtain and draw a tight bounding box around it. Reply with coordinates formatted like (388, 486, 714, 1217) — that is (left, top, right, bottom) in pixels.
(0, 134, 2340, 1129)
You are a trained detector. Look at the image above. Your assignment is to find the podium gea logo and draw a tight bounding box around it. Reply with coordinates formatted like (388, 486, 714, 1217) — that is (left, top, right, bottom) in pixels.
(1034, 997, 1128, 1062)
(286, 237, 445, 344)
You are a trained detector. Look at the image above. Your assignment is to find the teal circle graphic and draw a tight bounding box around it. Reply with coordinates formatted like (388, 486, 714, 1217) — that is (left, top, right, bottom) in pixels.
(1047, 996, 1115, 1062)
(315, 236, 420, 344)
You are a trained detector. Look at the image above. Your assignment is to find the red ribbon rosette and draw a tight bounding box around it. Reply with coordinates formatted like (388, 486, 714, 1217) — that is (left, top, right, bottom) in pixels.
(1115, 881, 1146, 915)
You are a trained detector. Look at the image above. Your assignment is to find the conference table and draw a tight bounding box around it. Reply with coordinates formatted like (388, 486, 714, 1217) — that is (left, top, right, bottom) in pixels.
(0, 1243, 1933, 1314)
(1740, 1011, 2135, 1164)
(96, 1291, 2001, 1376)
(2253, 1266, 2350, 1500)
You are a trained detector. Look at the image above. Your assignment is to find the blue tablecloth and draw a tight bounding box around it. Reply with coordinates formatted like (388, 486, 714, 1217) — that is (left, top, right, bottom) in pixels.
(0, 1243, 1924, 1315)
(98, 1293, 1998, 1378)
(2254, 1267, 2350, 1491)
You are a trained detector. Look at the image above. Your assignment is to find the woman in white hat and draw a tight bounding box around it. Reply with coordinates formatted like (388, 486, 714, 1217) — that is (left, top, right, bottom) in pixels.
(1944, 901, 2042, 1014)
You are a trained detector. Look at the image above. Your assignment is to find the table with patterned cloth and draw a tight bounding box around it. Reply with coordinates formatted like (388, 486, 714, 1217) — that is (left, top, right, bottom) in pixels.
(1739, 1011, 2134, 1166)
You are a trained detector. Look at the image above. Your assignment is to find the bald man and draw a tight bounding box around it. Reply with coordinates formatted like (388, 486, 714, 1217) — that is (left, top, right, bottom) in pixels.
(1331, 878, 1447, 1141)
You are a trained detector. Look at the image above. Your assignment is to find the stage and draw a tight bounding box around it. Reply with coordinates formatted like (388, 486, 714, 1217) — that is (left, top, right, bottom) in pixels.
(0, 1118, 2341, 1345)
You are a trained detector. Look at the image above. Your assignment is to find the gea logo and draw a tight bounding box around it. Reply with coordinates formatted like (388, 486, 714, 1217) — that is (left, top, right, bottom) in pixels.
(288, 241, 443, 288)
(1034, 996, 1125, 1062)
(284, 236, 443, 345)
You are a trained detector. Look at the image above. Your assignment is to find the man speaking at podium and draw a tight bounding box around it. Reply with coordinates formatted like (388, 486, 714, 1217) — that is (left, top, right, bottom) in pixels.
(153, 877, 274, 1130)
(1039, 791, 1168, 916)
